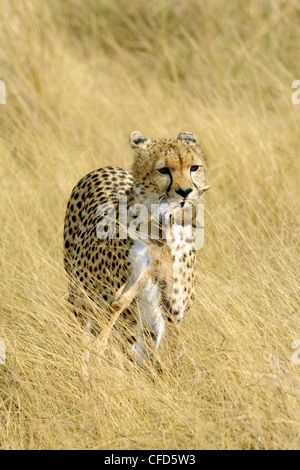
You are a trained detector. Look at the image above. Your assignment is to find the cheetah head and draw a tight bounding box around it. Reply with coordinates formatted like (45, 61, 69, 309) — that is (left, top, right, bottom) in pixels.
(129, 131, 210, 209)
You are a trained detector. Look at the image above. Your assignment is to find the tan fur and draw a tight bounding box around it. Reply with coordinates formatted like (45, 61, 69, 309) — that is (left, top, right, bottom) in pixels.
(63, 131, 209, 365)
(97, 242, 173, 350)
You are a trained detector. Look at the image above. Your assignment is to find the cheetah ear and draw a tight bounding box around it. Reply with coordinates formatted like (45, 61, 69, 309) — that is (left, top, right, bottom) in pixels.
(177, 132, 199, 146)
(129, 131, 151, 149)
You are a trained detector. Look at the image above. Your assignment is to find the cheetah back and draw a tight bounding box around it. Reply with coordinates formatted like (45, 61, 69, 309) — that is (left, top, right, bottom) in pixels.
(63, 166, 136, 330)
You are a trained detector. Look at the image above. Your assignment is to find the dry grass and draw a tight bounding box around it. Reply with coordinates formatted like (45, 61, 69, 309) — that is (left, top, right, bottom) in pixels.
(0, 0, 300, 449)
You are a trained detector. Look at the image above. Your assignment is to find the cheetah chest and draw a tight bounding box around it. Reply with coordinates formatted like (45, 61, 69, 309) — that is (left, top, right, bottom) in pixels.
(166, 223, 196, 322)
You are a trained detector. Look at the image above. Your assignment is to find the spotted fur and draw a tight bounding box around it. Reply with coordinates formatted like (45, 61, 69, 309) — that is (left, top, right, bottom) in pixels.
(63, 131, 209, 362)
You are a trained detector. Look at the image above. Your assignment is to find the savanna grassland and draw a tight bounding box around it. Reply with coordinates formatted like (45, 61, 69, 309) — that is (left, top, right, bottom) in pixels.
(0, 0, 299, 450)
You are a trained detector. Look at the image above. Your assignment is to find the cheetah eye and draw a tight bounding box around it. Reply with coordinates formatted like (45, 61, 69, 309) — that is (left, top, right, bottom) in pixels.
(190, 165, 200, 172)
(157, 167, 171, 175)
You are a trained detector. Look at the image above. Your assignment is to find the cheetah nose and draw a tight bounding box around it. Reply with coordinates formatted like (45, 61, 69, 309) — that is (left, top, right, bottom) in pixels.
(176, 187, 193, 198)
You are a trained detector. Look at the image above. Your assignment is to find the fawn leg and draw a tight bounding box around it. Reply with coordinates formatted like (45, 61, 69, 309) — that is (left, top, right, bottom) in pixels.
(156, 319, 181, 371)
(96, 268, 149, 350)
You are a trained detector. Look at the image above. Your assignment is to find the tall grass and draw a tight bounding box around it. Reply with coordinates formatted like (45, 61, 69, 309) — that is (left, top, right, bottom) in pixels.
(0, 0, 299, 449)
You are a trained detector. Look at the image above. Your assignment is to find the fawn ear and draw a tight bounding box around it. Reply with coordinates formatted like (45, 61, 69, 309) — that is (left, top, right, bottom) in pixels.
(177, 132, 199, 146)
(129, 131, 151, 149)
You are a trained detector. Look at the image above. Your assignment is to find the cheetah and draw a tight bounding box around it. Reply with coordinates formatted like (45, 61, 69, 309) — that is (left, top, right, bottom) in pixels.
(63, 131, 210, 366)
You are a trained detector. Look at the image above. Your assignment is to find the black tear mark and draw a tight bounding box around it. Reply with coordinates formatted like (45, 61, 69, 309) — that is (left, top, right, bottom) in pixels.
(166, 171, 173, 194)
